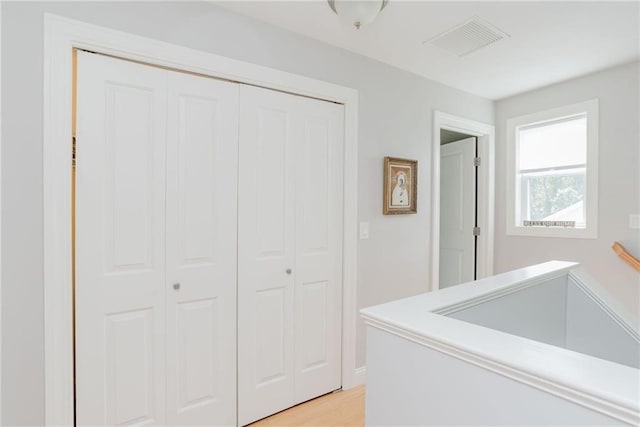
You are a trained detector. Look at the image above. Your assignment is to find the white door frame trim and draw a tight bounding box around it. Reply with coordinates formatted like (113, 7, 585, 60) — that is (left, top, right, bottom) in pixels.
(431, 111, 495, 291)
(0, 3, 3, 423)
(43, 14, 359, 425)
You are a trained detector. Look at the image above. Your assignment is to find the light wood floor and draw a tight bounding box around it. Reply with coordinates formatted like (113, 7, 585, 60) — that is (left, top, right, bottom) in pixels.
(249, 385, 365, 426)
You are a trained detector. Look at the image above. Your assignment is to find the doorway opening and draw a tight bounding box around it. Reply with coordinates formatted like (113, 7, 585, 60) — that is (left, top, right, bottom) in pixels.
(431, 112, 495, 291)
(72, 48, 345, 426)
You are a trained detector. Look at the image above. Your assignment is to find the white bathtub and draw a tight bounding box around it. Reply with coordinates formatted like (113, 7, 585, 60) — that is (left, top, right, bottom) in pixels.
(361, 261, 640, 426)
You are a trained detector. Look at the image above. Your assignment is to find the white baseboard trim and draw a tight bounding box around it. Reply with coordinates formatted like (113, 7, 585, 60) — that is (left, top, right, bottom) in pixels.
(348, 366, 366, 388)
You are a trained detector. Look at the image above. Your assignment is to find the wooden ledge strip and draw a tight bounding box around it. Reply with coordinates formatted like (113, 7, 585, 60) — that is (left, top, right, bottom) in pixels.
(612, 241, 640, 272)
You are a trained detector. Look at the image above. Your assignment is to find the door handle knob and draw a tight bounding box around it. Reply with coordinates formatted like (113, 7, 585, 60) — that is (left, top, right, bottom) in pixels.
(286, 268, 292, 275)
(173, 283, 181, 290)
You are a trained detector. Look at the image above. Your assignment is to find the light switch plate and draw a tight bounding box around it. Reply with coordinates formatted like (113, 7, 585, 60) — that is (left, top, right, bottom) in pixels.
(359, 222, 369, 239)
(630, 214, 640, 229)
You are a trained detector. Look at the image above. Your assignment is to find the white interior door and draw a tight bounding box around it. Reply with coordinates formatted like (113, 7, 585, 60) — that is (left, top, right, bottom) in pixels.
(439, 137, 476, 289)
(76, 51, 239, 426)
(238, 85, 343, 425)
(165, 70, 239, 426)
(293, 95, 343, 404)
(76, 51, 168, 425)
(238, 86, 297, 425)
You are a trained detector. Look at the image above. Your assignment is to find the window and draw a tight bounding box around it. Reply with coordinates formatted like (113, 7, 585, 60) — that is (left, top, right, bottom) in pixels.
(506, 99, 598, 238)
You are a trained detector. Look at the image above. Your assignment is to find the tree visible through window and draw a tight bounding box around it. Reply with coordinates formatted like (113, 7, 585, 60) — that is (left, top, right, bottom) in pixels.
(527, 174, 585, 221)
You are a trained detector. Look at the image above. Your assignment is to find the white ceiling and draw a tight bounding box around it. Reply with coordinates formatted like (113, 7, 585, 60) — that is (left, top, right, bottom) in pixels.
(215, 1, 640, 100)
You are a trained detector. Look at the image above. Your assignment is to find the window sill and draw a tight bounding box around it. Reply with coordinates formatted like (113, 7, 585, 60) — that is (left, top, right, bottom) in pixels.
(506, 225, 597, 239)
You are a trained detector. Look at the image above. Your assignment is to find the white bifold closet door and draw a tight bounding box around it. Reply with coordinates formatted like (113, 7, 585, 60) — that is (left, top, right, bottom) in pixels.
(75, 51, 238, 426)
(164, 70, 239, 426)
(238, 85, 344, 425)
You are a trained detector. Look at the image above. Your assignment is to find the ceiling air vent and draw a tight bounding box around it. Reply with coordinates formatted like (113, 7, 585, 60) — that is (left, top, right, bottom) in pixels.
(425, 18, 509, 57)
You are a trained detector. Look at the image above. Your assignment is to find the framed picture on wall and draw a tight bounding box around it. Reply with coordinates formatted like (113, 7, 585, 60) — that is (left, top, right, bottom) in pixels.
(383, 156, 418, 215)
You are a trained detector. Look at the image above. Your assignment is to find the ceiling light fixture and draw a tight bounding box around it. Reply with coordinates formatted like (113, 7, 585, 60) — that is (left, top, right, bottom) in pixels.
(327, 0, 389, 30)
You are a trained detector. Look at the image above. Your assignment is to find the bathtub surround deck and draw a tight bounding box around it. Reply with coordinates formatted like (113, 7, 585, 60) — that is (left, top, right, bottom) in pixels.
(361, 261, 640, 426)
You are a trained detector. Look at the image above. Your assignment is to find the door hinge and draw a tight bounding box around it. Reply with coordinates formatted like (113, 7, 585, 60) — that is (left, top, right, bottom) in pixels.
(473, 226, 481, 237)
(72, 136, 77, 167)
(473, 157, 481, 167)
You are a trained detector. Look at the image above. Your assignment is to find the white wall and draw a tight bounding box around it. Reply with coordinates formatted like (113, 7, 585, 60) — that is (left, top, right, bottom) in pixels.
(566, 279, 640, 369)
(449, 276, 568, 347)
(365, 326, 625, 426)
(448, 275, 640, 369)
(494, 62, 640, 315)
(0, 2, 493, 424)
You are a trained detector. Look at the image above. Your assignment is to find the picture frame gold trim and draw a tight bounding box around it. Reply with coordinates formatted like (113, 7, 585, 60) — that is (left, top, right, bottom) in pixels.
(383, 156, 417, 215)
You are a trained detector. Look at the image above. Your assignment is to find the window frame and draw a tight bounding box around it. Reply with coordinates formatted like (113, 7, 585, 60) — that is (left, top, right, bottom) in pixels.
(506, 99, 599, 239)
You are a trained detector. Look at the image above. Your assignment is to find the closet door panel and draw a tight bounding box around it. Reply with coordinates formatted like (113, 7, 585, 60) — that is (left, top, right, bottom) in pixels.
(238, 85, 296, 426)
(294, 99, 344, 403)
(165, 71, 239, 426)
(75, 51, 168, 426)
(239, 85, 345, 423)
